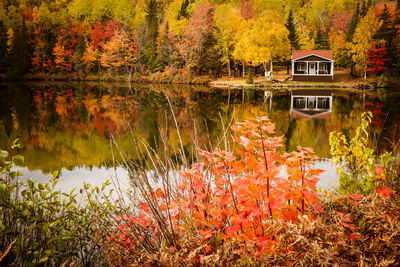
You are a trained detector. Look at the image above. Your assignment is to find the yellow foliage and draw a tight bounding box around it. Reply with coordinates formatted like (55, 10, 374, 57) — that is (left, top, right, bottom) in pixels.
(214, 4, 242, 68)
(350, 8, 382, 77)
(7, 28, 13, 53)
(100, 30, 136, 73)
(233, 11, 290, 66)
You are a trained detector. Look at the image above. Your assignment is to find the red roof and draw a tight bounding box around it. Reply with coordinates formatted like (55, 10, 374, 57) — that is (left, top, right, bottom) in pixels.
(290, 110, 331, 120)
(292, 50, 333, 61)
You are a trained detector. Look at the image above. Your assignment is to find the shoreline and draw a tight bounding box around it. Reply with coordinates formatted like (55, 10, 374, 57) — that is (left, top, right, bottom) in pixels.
(208, 81, 375, 90)
(0, 73, 376, 90)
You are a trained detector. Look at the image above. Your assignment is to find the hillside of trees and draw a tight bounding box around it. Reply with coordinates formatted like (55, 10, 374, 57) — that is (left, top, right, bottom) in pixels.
(0, 0, 399, 83)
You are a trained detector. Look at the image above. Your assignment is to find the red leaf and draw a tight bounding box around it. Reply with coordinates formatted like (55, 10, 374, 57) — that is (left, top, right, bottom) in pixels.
(376, 185, 394, 198)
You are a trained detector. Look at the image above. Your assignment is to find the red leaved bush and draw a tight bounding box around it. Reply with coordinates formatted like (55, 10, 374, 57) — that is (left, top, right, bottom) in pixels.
(97, 116, 400, 266)
(166, 117, 324, 252)
(107, 117, 325, 256)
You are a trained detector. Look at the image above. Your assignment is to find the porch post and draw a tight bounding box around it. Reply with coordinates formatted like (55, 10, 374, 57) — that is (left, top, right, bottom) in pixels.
(331, 61, 334, 79)
(292, 60, 294, 77)
(316, 62, 319, 75)
(306, 62, 309, 75)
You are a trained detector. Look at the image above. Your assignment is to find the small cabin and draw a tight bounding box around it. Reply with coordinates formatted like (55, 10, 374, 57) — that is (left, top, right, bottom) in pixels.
(290, 90, 332, 119)
(291, 50, 334, 82)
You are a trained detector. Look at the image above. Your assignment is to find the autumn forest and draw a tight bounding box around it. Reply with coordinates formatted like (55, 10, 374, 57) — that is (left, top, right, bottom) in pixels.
(0, 0, 399, 83)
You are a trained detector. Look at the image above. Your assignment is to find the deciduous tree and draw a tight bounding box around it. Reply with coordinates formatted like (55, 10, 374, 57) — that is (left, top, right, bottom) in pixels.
(214, 3, 242, 77)
(233, 11, 291, 81)
(350, 8, 382, 78)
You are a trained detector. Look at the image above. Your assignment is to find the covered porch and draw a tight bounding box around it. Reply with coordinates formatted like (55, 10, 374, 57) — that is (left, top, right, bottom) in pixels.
(292, 61, 333, 76)
(291, 50, 334, 82)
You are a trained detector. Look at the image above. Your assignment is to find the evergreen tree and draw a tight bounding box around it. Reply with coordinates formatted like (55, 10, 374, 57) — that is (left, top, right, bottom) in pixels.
(314, 28, 330, 49)
(367, 0, 373, 9)
(360, 0, 368, 17)
(9, 19, 30, 77)
(140, 0, 161, 72)
(158, 23, 171, 69)
(347, 1, 360, 41)
(0, 20, 8, 73)
(375, 4, 396, 69)
(178, 0, 189, 19)
(197, 31, 221, 77)
(285, 9, 300, 50)
(73, 35, 86, 73)
(158, 22, 182, 70)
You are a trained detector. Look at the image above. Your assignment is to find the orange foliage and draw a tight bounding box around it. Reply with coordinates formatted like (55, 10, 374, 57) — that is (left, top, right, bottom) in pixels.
(129, 117, 325, 255)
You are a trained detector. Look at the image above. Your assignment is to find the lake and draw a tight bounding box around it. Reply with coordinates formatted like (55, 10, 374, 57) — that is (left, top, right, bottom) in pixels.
(1, 82, 399, 192)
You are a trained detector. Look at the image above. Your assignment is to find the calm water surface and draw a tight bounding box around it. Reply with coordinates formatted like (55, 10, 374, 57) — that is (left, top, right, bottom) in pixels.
(1, 82, 399, 191)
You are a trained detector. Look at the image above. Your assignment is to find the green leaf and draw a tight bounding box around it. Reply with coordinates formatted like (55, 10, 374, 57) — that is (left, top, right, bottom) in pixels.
(13, 154, 24, 163)
(39, 256, 49, 263)
(0, 150, 8, 159)
(11, 138, 20, 149)
(50, 171, 59, 179)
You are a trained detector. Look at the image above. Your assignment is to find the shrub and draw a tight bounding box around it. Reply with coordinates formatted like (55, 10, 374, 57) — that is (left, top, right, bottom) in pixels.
(0, 139, 115, 266)
(102, 117, 325, 262)
(329, 112, 395, 195)
(246, 68, 254, 84)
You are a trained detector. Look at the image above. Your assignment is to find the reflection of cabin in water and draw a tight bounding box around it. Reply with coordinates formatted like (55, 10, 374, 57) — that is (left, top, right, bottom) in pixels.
(292, 50, 334, 82)
(290, 90, 332, 119)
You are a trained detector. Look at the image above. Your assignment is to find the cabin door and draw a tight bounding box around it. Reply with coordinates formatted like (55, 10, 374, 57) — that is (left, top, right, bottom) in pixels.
(309, 62, 316, 75)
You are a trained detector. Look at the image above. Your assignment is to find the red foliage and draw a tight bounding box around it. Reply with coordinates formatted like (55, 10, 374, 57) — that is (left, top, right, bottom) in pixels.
(240, 0, 257, 20)
(185, 1, 214, 45)
(104, 20, 120, 41)
(116, 117, 325, 255)
(366, 43, 390, 77)
(92, 20, 105, 49)
(376, 185, 395, 198)
(91, 19, 120, 49)
(365, 100, 386, 130)
(375, 2, 397, 20)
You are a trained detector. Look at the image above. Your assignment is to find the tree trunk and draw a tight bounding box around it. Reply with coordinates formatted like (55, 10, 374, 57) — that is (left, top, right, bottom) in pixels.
(227, 52, 231, 77)
(269, 55, 274, 81)
(242, 59, 245, 78)
(350, 64, 354, 77)
(263, 62, 267, 78)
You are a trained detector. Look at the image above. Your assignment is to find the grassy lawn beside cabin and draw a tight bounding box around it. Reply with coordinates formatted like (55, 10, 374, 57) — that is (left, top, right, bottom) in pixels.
(209, 67, 376, 89)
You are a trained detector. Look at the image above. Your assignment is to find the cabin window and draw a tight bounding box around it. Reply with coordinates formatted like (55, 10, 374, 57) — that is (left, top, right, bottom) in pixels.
(319, 62, 328, 74)
(293, 97, 306, 109)
(317, 97, 330, 109)
(297, 62, 307, 71)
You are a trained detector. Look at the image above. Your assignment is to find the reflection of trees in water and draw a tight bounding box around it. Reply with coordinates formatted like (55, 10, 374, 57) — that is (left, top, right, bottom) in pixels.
(0, 83, 398, 173)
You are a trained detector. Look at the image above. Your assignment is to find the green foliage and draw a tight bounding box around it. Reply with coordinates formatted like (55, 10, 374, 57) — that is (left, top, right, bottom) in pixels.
(374, 4, 399, 73)
(8, 19, 30, 77)
(329, 112, 393, 195)
(0, 20, 7, 73)
(285, 9, 300, 50)
(178, 0, 190, 19)
(346, 1, 360, 42)
(73, 34, 86, 73)
(314, 28, 330, 49)
(140, 0, 161, 73)
(246, 67, 254, 84)
(0, 140, 116, 266)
